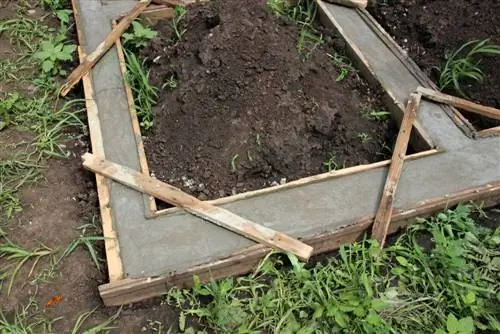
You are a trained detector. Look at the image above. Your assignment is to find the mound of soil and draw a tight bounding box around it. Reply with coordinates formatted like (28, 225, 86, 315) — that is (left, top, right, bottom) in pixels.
(142, 0, 396, 201)
(369, 0, 500, 129)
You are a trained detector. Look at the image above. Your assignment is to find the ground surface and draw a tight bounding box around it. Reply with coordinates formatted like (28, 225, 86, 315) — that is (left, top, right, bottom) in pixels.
(369, 0, 500, 129)
(143, 0, 396, 201)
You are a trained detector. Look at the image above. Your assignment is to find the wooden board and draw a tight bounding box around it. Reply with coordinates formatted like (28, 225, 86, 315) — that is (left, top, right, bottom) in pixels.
(82, 153, 314, 261)
(60, 0, 150, 96)
(113, 22, 158, 216)
(372, 92, 421, 246)
(99, 181, 500, 306)
(152, 149, 441, 217)
(418, 87, 500, 122)
(79, 48, 124, 282)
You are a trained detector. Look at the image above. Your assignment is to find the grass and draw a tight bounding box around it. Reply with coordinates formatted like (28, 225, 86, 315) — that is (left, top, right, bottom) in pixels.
(437, 39, 500, 97)
(363, 109, 391, 121)
(0, 240, 55, 295)
(327, 52, 353, 81)
(165, 204, 500, 333)
(57, 219, 107, 271)
(231, 154, 239, 173)
(0, 297, 60, 333)
(268, 0, 325, 59)
(172, 6, 188, 42)
(358, 132, 371, 144)
(124, 50, 159, 131)
(322, 153, 339, 172)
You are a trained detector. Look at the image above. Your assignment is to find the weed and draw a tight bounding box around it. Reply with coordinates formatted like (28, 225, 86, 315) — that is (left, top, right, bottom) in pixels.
(172, 6, 188, 42)
(327, 52, 353, 81)
(165, 204, 500, 333)
(268, 0, 324, 59)
(71, 307, 121, 334)
(124, 50, 159, 130)
(230, 154, 239, 172)
(123, 20, 157, 50)
(247, 150, 253, 162)
(33, 39, 76, 76)
(322, 153, 338, 172)
(162, 75, 178, 91)
(364, 109, 391, 121)
(255, 133, 262, 147)
(376, 141, 393, 158)
(437, 39, 500, 97)
(358, 132, 371, 144)
(0, 16, 53, 55)
(41, 0, 68, 11)
(0, 297, 60, 333)
(58, 221, 107, 271)
(0, 240, 55, 295)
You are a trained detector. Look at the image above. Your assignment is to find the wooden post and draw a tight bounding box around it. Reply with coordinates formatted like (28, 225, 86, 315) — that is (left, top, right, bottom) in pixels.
(81, 153, 314, 262)
(60, 0, 150, 96)
(371, 92, 421, 246)
(323, 0, 367, 9)
(417, 86, 500, 122)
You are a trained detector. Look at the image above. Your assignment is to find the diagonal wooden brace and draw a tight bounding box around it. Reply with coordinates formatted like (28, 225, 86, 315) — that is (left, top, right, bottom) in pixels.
(371, 92, 422, 246)
(81, 153, 314, 261)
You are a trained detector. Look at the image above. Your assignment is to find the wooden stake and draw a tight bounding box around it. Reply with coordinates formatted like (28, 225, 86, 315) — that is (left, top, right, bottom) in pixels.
(323, 0, 367, 9)
(371, 92, 421, 246)
(81, 153, 314, 262)
(60, 0, 150, 96)
(417, 86, 500, 122)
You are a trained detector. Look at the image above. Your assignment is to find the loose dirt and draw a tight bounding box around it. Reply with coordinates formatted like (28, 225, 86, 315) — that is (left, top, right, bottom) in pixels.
(369, 0, 500, 129)
(142, 0, 397, 201)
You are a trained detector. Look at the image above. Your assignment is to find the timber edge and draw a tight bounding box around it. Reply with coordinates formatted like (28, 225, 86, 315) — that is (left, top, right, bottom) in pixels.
(99, 181, 500, 306)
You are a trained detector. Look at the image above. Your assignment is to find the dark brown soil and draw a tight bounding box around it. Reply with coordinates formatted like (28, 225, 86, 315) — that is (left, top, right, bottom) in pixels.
(142, 0, 397, 201)
(369, 0, 500, 129)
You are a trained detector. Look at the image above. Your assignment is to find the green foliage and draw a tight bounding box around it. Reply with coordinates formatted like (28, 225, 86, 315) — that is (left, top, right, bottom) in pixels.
(323, 153, 339, 172)
(166, 204, 500, 333)
(33, 39, 76, 76)
(172, 6, 188, 42)
(364, 109, 391, 121)
(124, 50, 159, 130)
(162, 75, 178, 91)
(0, 240, 55, 295)
(327, 52, 353, 81)
(41, 0, 68, 11)
(123, 20, 158, 50)
(437, 39, 500, 97)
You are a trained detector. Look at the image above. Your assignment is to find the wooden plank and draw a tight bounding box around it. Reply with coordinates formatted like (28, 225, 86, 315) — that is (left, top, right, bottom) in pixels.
(151, 0, 182, 6)
(477, 125, 500, 138)
(81, 153, 314, 262)
(141, 6, 174, 21)
(371, 92, 421, 246)
(324, 0, 367, 9)
(418, 87, 500, 122)
(99, 181, 500, 306)
(79, 47, 124, 282)
(153, 149, 441, 217)
(60, 0, 150, 96)
(114, 22, 157, 215)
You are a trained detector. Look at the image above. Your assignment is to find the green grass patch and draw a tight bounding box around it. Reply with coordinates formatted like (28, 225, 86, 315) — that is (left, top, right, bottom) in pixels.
(166, 204, 500, 333)
(437, 39, 500, 97)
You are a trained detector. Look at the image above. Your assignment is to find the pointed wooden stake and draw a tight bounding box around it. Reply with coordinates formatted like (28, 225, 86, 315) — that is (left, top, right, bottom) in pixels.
(60, 0, 150, 96)
(417, 86, 500, 121)
(81, 153, 314, 262)
(371, 92, 421, 246)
